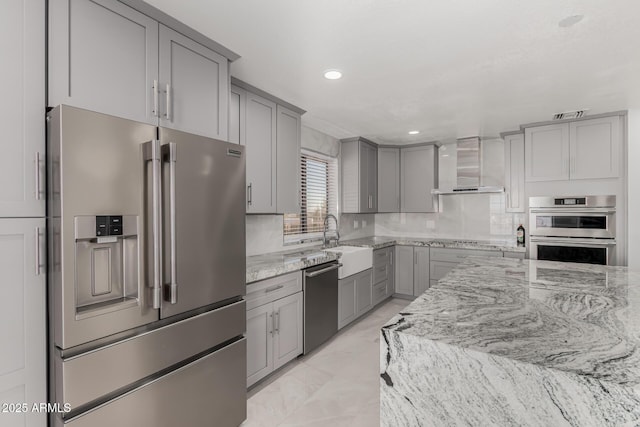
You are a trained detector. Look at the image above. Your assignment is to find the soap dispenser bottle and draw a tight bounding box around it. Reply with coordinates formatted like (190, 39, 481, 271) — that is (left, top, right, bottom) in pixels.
(517, 224, 525, 247)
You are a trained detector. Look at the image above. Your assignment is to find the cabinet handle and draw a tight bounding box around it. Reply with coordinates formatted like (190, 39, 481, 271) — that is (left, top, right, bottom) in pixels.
(165, 83, 172, 121)
(269, 313, 274, 335)
(275, 310, 280, 333)
(35, 227, 42, 275)
(34, 152, 42, 200)
(265, 284, 284, 293)
(390, 251, 393, 266)
(152, 80, 159, 117)
(247, 183, 252, 206)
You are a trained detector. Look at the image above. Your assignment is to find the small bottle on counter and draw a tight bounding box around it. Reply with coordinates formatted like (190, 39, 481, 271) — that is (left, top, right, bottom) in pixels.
(517, 224, 525, 247)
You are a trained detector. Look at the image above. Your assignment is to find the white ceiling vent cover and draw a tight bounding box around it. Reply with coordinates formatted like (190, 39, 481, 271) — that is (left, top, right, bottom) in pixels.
(552, 110, 588, 120)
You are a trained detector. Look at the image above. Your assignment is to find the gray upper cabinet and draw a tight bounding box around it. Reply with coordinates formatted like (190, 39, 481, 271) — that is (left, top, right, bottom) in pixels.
(229, 85, 246, 145)
(49, 0, 159, 125)
(276, 105, 302, 214)
(525, 116, 621, 182)
(341, 138, 378, 213)
(49, 0, 231, 139)
(525, 123, 570, 182)
(401, 145, 437, 212)
(504, 133, 525, 213)
(158, 25, 229, 140)
(245, 93, 277, 213)
(377, 147, 400, 212)
(0, 0, 45, 218)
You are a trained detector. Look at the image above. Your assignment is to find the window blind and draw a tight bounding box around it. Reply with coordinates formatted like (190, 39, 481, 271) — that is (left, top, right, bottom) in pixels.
(284, 150, 338, 243)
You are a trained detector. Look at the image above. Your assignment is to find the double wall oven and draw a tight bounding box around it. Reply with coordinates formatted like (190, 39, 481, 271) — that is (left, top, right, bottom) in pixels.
(529, 195, 617, 265)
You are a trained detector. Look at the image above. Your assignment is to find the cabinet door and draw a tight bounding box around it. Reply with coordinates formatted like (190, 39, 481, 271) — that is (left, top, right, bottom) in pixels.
(367, 144, 378, 212)
(394, 246, 414, 295)
(159, 25, 229, 140)
(0, 219, 46, 427)
(229, 85, 246, 145)
(338, 277, 356, 329)
(378, 148, 400, 212)
(48, 0, 158, 125)
(525, 123, 570, 182)
(355, 269, 373, 317)
(359, 142, 370, 212)
(273, 292, 303, 370)
(504, 134, 525, 213)
(246, 304, 273, 387)
(0, 0, 45, 217)
(413, 247, 430, 296)
(276, 105, 301, 214)
(245, 93, 277, 213)
(401, 145, 437, 212)
(570, 116, 620, 179)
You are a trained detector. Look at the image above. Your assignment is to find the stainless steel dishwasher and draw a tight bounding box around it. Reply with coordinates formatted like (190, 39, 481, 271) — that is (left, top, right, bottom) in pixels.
(303, 261, 340, 354)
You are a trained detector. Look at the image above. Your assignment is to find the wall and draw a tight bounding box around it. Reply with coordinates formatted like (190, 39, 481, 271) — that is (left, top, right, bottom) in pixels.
(246, 125, 341, 256)
(628, 110, 640, 269)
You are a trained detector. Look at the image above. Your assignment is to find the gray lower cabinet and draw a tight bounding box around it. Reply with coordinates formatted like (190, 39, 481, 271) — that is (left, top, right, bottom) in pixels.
(377, 148, 400, 212)
(341, 137, 378, 213)
(338, 269, 373, 330)
(158, 24, 229, 140)
(246, 272, 303, 387)
(49, 0, 230, 139)
(394, 246, 430, 297)
(0, 0, 45, 218)
(430, 248, 503, 287)
(372, 247, 395, 305)
(0, 218, 47, 427)
(401, 145, 438, 212)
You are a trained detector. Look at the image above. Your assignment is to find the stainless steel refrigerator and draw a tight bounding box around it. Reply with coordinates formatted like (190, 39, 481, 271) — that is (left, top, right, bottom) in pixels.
(47, 105, 247, 426)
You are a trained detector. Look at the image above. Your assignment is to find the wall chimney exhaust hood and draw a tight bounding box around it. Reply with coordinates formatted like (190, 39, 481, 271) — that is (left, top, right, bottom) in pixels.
(431, 137, 503, 195)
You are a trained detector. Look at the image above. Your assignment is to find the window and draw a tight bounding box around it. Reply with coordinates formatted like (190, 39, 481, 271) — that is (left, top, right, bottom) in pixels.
(284, 150, 338, 243)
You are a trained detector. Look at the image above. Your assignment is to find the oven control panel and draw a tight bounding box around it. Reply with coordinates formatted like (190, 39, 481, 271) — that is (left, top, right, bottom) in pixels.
(554, 197, 586, 206)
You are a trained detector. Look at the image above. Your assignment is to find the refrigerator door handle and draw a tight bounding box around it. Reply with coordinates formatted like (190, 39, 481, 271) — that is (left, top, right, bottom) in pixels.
(144, 140, 163, 309)
(163, 142, 178, 304)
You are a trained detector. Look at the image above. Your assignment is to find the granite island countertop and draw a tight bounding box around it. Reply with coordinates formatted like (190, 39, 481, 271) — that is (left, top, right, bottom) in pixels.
(381, 257, 640, 426)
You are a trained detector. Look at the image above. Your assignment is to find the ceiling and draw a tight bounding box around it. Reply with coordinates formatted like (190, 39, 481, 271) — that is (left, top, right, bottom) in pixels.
(145, 0, 640, 144)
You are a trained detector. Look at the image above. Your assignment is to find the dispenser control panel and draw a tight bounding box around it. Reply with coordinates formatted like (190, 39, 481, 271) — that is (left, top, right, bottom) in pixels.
(95, 215, 123, 236)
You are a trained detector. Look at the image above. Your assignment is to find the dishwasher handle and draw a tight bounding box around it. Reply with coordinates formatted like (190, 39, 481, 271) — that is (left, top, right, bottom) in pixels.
(305, 263, 342, 278)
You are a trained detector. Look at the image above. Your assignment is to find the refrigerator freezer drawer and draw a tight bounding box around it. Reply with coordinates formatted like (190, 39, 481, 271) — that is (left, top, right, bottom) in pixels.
(55, 300, 245, 411)
(56, 338, 247, 427)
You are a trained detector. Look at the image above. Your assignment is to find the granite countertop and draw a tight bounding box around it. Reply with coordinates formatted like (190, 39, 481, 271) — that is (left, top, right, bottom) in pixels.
(247, 236, 525, 284)
(246, 247, 338, 283)
(339, 236, 526, 252)
(382, 256, 640, 387)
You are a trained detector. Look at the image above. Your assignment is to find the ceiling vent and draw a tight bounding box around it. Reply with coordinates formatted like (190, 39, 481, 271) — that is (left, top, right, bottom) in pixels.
(552, 110, 588, 120)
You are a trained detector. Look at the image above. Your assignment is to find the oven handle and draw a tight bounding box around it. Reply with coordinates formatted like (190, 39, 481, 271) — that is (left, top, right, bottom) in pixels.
(530, 208, 616, 214)
(530, 237, 617, 247)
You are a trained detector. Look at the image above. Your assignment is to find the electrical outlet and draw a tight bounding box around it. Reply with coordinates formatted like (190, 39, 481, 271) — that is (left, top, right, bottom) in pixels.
(353, 220, 359, 229)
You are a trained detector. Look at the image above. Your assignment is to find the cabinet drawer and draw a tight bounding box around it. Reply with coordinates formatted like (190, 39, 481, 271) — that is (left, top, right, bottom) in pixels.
(430, 247, 502, 263)
(373, 263, 389, 284)
(373, 280, 387, 305)
(246, 271, 302, 310)
(430, 260, 458, 282)
(373, 248, 388, 267)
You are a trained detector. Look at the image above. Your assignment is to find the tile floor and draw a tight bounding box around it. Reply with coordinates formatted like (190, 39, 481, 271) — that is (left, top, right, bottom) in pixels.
(242, 298, 411, 427)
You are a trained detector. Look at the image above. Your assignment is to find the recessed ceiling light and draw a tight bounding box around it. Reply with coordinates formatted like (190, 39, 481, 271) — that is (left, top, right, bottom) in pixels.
(408, 130, 420, 135)
(559, 15, 584, 28)
(324, 70, 342, 80)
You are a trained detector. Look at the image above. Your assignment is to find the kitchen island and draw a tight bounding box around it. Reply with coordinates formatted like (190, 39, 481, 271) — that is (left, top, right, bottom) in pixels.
(381, 257, 640, 426)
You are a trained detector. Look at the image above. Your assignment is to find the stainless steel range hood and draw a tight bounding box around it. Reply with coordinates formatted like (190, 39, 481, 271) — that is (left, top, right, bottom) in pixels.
(431, 137, 503, 195)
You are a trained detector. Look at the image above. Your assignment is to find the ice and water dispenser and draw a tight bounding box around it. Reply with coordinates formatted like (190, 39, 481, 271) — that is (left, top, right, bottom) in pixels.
(74, 215, 139, 317)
